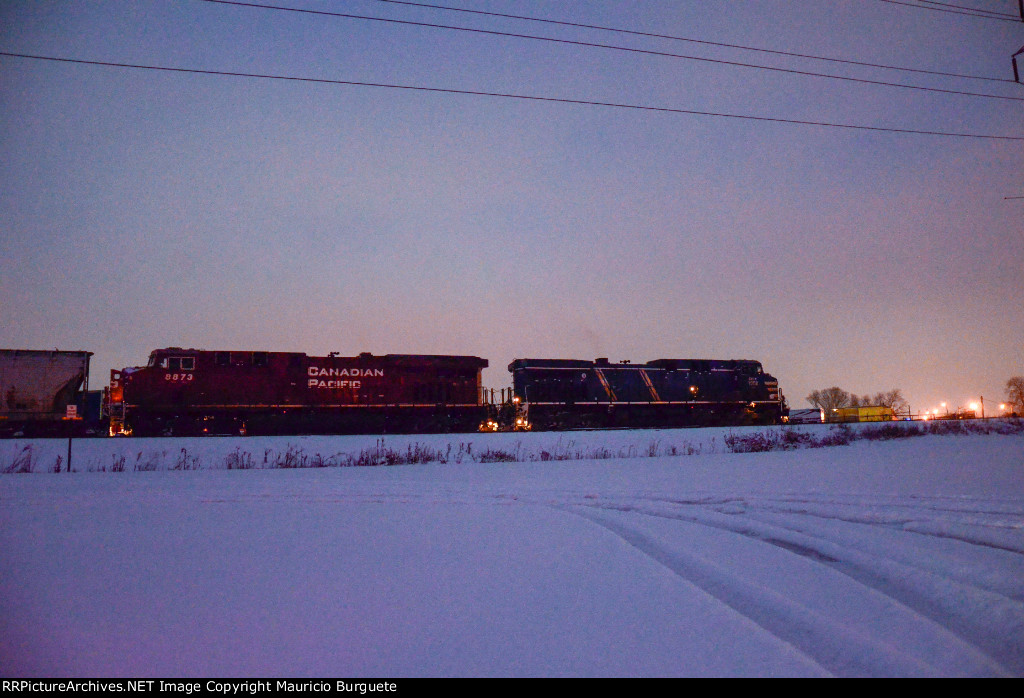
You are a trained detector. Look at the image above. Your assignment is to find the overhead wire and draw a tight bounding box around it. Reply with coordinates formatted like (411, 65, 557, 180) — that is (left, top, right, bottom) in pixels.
(2, 51, 1022, 141)
(915, 0, 1019, 18)
(874, 0, 1024, 22)
(361, 0, 1014, 83)
(197, 1, 1024, 102)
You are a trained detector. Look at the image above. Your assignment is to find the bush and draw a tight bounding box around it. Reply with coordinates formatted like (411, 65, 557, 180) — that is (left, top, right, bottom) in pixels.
(477, 448, 519, 463)
(815, 424, 853, 447)
(174, 448, 200, 471)
(224, 448, 254, 470)
(2, 445, 34, 474)
(860, 423, 921, 441)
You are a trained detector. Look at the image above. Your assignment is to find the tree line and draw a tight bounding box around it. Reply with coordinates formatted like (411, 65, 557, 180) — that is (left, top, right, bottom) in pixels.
(1007, 377, 1024, 416)
(806, 388, 909, 415)
(807, 377, 1024, 417)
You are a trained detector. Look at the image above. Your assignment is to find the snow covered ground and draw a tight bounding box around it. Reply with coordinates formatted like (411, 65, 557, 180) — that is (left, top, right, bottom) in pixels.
(2, 426, 1022, 677)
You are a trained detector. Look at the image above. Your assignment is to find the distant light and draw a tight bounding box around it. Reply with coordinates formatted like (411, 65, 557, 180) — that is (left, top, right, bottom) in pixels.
(970, 402, 979, 411)
(1001, 404, 1007, 411)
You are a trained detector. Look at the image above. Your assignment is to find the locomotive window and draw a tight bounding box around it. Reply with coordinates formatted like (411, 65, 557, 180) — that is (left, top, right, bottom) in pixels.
(167, 357, 194, 371)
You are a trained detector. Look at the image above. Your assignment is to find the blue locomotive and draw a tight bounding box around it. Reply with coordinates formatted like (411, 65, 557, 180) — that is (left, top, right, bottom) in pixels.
(506, 357, 785, 430)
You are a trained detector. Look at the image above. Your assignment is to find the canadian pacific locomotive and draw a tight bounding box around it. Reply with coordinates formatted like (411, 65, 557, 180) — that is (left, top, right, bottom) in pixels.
(507, 357, 785, 430)
(107, 348, 488, 436)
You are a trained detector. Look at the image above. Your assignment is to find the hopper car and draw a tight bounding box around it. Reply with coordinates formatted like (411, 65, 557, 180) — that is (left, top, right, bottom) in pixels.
(0, 349, 103, 437)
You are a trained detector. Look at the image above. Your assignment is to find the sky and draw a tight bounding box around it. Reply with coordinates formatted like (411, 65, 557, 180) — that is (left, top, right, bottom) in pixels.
(1, 0, 1022, 412)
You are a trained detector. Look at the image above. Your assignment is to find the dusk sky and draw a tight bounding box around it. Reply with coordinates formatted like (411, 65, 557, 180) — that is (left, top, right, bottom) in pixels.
(1, 0, 1022, 413)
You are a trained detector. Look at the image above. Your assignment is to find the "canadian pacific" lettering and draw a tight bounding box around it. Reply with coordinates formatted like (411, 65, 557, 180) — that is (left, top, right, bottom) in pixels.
(308, 367, 384, 378)
(307, 366, 383, 390)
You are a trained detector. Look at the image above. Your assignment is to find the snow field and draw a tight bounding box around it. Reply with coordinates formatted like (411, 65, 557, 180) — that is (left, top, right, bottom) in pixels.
(1, 430, 1022, 676)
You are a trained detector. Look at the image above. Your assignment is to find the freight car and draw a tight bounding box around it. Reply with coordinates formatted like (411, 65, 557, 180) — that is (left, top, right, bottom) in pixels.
(507, 357, 785, 430)
(106, 348, 488, 436)
(786, 408, 824, 424)
(0, 349, 103, 437)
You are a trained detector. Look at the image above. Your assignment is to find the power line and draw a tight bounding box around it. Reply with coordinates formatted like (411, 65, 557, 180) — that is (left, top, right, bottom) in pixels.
(3, 51, 1022, 141)
(197, 1, 1024, 102)
(363, 0, 1013, 83)
(917, 0, 1019, 18)
(875, 0, 1024, 22)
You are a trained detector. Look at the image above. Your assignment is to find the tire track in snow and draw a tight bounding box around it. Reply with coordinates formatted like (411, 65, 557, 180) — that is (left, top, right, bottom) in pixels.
(758, 493, 1024, 517)
(641, 494, 1024, 594)
(590, 498, 1022, 675)
(736, 509, 1024, 603)
(650, 494, 1024, 554)
(740, 499, 1024, 555)
(561, 505, 950, 677)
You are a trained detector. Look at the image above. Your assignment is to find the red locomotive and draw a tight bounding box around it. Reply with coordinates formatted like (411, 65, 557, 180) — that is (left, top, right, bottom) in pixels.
(107, 348, 488, 436)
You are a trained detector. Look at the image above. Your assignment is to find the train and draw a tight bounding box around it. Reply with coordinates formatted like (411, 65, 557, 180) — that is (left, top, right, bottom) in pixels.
(0, 349, 103, 437)
(1, 346, 787, 437)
